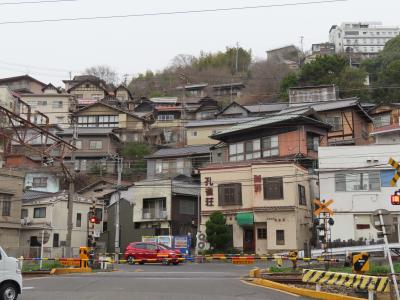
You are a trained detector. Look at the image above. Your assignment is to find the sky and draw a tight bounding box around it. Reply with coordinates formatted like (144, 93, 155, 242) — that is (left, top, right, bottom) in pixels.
(0, 0, 399, 86)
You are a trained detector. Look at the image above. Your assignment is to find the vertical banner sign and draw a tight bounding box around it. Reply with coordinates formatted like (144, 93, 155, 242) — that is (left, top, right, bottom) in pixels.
(205, 177, 214, 206)
(254, 175, 262, 193)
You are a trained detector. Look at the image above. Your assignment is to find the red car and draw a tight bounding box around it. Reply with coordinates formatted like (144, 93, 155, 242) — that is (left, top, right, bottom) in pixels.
(124, 242, 182, 265)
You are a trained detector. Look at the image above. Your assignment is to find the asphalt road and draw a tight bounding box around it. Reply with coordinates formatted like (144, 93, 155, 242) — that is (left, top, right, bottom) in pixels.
(21, 263, 309, 300)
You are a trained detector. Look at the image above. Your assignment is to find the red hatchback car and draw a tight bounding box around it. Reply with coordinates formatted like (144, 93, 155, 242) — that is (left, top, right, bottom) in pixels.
(124, 242, 182, 265)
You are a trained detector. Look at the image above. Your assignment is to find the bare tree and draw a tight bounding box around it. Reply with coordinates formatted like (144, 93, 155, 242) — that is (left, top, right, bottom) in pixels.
(84, 65, 119, 85)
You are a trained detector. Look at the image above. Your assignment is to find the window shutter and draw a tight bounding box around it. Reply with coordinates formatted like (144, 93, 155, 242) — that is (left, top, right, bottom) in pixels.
(234, 183, 242, 204)
(218, 185, 225, 206)
(335, 173, 346, 191)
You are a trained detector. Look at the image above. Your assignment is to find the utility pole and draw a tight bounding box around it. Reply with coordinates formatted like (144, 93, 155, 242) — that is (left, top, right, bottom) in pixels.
(235, 42, 239, 74)
(66, 120, 77, 257)
(114, 157, 123, 263)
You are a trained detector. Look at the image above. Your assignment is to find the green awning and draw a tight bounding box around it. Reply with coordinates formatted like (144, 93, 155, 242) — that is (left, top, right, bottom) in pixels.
(235, 212, 254, 227)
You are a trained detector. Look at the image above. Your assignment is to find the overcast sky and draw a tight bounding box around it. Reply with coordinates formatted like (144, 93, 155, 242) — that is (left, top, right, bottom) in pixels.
(0, 0, 399, 85)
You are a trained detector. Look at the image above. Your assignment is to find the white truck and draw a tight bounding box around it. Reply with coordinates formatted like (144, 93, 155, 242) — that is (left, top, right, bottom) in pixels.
(0, 247, 22, 300)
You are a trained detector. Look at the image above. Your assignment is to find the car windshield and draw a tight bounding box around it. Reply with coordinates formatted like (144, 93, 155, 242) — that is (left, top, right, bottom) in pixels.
(158, 244, 172, 250)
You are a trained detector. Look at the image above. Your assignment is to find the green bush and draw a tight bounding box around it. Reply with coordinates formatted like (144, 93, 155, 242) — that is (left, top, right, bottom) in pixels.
(22, 261, 63, 272)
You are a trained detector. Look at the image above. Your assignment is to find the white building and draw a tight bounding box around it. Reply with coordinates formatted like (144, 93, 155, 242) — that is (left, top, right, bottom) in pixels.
(318, 145, 400, 244)
(329, 22, 399, 56)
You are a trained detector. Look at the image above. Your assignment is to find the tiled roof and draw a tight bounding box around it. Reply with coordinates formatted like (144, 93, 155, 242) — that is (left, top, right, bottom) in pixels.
(146, 145, 211, 159)
(243, 103, 289, 113)
(22, 190, 59, 202)
(185, 117, 261, 128)
(278, 98, 359, 114)
(212, 108, 329, 138)
(172, 181, 200, 196)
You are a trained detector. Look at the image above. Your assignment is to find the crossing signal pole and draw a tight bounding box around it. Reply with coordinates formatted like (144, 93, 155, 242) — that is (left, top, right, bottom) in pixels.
(314, 199, 334, 257)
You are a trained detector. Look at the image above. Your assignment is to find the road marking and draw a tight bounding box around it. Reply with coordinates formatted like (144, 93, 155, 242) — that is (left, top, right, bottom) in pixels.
(23, 287, 34, 290)
(134, 269, 143, 272)
(240, 280, 300, 297)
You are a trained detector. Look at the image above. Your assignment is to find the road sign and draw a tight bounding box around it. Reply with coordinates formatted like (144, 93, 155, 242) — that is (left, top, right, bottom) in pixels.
(314, 199, 334, 216)
(373, 209, 393, 235)
(388, 158, 400, 186)
(352, 252, 370, 274)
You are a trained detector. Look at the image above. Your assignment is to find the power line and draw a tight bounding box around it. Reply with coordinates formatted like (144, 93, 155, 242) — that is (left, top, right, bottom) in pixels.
(0, 0, 347, 25)
(0, 0, 78, 5)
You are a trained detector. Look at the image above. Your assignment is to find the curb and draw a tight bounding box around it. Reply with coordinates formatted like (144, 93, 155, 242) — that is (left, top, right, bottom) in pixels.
(250, 278, 363, 300)
(50, 268, 92, 275)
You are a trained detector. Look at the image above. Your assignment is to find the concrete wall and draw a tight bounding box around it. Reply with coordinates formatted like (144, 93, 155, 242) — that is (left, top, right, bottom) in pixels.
(24, 172, 60, 193)
(186, 125, 231, 146)
(69, 82, 106, 99)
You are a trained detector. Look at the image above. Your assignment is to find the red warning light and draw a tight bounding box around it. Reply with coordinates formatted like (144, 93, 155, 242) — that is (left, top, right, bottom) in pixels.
(391, 194, 400, 205)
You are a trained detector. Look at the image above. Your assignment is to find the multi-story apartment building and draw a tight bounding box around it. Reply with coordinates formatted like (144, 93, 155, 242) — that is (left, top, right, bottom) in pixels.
(318, 144, 400, 244)
(329, 22, 400, 56)
(200, 162, 315, 254)
(20, 84, 74, 128)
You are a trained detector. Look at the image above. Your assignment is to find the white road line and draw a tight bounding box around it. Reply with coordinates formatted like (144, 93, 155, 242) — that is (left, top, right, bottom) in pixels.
(22, 287, 34, 290)
(241, 280, 300, 297)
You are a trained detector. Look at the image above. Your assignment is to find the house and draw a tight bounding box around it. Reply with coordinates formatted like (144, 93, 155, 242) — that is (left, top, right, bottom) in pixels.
(185, 117, 261, 146)
(0, 86, 18, 112)
(289, 85, 339, 104)
(216, 101, 288, 118)
(24, 171, 60, 193)
(318, 144, 400, 244)
(280, 98, 373, 146)
(183, 96, 221, 120)
(145, 145, 211, 180)
(0, 169, 24, 253)
(72, 101, 148, 143)
(266, 45, 300, 69)
(212, 82, 245, 98)
(368, 103, 400, 144)
(210, 109, 330, 169)
(305, 43, 336, 63)
(20, 84, 74, 128)
(200, 162, 315, 254)
(176, 83, 208, 97)
(0, 75, 46, 94)
(57, 127, 121, 174)
(153, 106, 182, 145)
(19, 190, 102, 257)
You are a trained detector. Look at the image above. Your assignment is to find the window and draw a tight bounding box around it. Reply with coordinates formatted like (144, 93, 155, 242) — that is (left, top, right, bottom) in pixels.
(373, 113, 391, 128)
(276, 230, 285, 245)
(245, 139, 261, 160)
(78, 115, 118, 127)
(263, 177, 283, 200)
(37, 100, 47, 106)
(356, 224, 370, 230)
(74, 140, 82, 149)
(229, 142, 244, 162)
(307, 135, 319, 151)
(218, 183, 242, 206)
(75, 94, 83, 99)
(157, 115, 174, 121)
(89, 141, 103, 150)
(146, 243, 158, 250)
(56, 116, 64, 123)
(298, 185, 306, 205)
(335, 172, 380, 192)
(76, 213, 81, 227)
(95, 208, 102, 221)
(179, 199, 195, 215)
(381, 170, 397, 187)
(326, 116, 342, 131)
(21, 208, 28, 219)
(34, 207, 46, 218)
(53, 233, 59, 247)
(32, 177, 48, 188)
(262, 136, 279, 157)
(52, 101, 63, 109)
(191, 131, 197, 137)
(257, 228, 267, 239)
(2, 200, 11, 217)
(92, 94, 103, 100)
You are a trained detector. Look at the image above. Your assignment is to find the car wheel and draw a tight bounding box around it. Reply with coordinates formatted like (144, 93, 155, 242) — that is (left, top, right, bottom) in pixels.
(172, 261, 179, 266)
(138, 261, 145, 265)
(127, 256, 135, 265)
(0, 282, 18, 300)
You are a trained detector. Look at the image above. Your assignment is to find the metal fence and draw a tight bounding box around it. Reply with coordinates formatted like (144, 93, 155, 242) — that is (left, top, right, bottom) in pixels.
(4, 246, 82, 259)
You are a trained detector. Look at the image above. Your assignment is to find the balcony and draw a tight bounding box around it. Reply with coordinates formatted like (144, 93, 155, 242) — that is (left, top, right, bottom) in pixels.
(142, 209, 168, 220)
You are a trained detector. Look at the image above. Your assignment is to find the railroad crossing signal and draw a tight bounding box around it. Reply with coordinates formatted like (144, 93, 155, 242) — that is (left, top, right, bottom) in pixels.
(391, 190, 400, 205)
(314, 199, 334, 216)
(388, 157, 400, 186)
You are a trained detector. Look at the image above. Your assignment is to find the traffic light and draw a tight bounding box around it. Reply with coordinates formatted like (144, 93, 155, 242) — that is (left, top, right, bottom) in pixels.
(391, 193, 400, 205)
(89, 215, 97, 224)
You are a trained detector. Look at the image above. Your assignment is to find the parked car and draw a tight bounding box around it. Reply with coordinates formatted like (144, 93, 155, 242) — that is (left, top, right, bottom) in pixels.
(0, 247, 22, 300)
(124, 242, 182, 265)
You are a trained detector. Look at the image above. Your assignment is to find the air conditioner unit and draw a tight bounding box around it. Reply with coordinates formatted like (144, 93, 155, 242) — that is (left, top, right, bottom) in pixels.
(143, 213, 151, 219)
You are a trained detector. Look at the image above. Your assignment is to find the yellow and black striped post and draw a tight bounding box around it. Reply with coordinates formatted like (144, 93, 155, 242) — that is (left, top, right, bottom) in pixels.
(388, 158, 400, 187)
(302, 269, 390, 292)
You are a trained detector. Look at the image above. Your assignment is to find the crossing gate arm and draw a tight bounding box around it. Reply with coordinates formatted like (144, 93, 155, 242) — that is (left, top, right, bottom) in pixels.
(302, 269, 390, 293)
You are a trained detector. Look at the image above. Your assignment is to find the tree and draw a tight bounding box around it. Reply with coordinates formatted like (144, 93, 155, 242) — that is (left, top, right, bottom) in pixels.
(205, 212, 231, 251)
(279, 72, 299, 100)
(120, 142, 151, 178)
(84, 65, 119, 85)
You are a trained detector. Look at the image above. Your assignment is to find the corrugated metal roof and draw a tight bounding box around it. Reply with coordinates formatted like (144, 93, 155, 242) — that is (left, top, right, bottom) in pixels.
(278, 99, 359, 114)
(146, 145, 211, 158)
(243, 103, 288, 113)
(172, 181, 200, 196)
(185, 117, 261, 128)
(212, 108, 327, 137)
